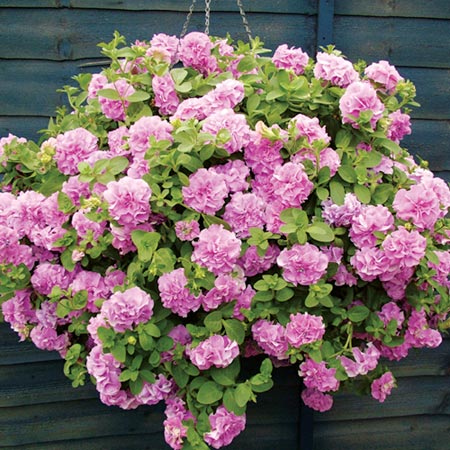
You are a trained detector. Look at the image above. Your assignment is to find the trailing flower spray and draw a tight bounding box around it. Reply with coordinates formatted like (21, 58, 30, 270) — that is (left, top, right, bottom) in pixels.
(0, 31, 449, 449)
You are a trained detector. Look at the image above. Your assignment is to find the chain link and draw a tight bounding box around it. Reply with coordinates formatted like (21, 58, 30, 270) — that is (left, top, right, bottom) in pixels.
(204, 0, 211, 35)
(181, 0, 252, 41)
(236, 0, 253, 41)
(180, 0, 197, 38)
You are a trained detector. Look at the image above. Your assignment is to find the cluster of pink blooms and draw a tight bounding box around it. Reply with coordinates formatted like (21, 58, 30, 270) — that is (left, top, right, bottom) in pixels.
(1, 30, 449, 449)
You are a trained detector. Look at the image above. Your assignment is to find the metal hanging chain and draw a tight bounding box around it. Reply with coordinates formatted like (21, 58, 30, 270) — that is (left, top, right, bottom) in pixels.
(180, 0, 197, 38)
(236, 0, 253, 41)
(181, 0, 252, 41)
(204, 0, 212, 35)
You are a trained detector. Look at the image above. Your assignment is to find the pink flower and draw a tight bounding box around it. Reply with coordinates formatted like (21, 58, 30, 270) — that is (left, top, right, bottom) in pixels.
(31, 262, 73, 295)
(428, 250, 450, 288)
(175, 219, 200, 241)
(406, 309, 442, 349)
(163, 415, 187, 450)
(101, 286, 154, 332)
(192, 224, 241, 275)
(103, 176, 152, 226)
(244, 132, 284, 177)
(349, 205, 394, 248)
(55, 127, 99, 175)
(204, 405, 246, 449)
(350, 247, 388, 282)
(152, 73, 180, 116)
(387, 110, 411, 143)
(158, 268, 201, 317)
(299, 358, 340, 392)
(223, 192, 266, 238)
(61, 176, 91, 206)
(272, 44, 309, 75)
(285, 312, 325, 347)
(314, 52, 359, 87)
(128, 116, 173, 156)
(322, 193, 363, 227)
(365, 60, 403, 94)
(339, 81, 385, 129)
(135, 374, 174, 406)
(87, 73, 108, 99)
(30, 324, 69, 354)
(70, 270, 110, 313)
(188, 335, 239, 370)
(301, 387, 333, 412)
(393, 184, 441, 231)
(383, 227, 427, 268)
(72, 209, 106, 240)
(271, 162, 314, 208)
(238, 244, 280, 277)
(204, 79, 245, 111)
(292, 113, 331, 145)
(178, 32, 218, 75)
(277, 243, 329, 286)
(86, 345, 124, 406)
(98, 79, 135, 121)
(339, 343, 381, 377)
(209, 159, 250, 193)
(149, 33, 179, 65)
(2, 289, 37, 340)
(377, 302, 405, 329)
(201, 108, 252, 154)
(202, 270, 246, 311)
(182, 168, 228, 215)
(251, 319, 289, 360)
(371, 372, 396, 402)
(108, 126, 130, 156)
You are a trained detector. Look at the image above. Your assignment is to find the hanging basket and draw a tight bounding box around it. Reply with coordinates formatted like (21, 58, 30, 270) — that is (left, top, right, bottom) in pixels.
(1, 2, 449, 449)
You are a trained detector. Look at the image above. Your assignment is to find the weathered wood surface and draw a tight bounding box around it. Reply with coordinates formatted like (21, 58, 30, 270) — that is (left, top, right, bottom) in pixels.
(314, 415, 450, 450)
(0, 324, 301, 449)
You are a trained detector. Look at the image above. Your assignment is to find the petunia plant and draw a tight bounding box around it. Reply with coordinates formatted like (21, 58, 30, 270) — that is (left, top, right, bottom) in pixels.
(1, 31, 449, 449)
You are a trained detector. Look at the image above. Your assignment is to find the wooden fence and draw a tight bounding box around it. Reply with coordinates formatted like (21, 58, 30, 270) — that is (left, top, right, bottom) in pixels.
(0, 1, 449, 449)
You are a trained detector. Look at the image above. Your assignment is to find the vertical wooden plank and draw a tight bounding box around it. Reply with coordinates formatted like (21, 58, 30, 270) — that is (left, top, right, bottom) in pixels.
(317, 0, 335, 49)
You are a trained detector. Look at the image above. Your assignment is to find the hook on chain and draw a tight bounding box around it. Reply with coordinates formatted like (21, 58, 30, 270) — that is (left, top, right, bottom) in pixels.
(180, 0, 252, 41)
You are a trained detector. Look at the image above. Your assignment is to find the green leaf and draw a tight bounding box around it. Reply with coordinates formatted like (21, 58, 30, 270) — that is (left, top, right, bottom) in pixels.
(335, 130, 353, 149)
(237, 55, 258, 73)
(253, 290, 274, 302)
(97, 88, 121, 100)
(354, 184, 371, 204)
(234, 383, 252, 408)
(275, 287, 295, 302)
(204, 311, 223, 333)
(172, 363, 189, 388)
(305, 294, 319, 308)
(348, 305, 370, 322)
(126, 90, 151, 102)
(111, 344, 126, 363)
(56, 299, 72, 318)
(246, 94, 260, 115)
(223, 319, 245, 345)
(330, 180, 345, 205)
(130, 377, 144, 395)
(338, 165, 357, 183)
(372, 183, 394, 204)
(170, 68, 188, 85)
(108, 156, 129, 174)
(138, 332, 154, 351)
(57, 191, 76, 214)
(210, 359, 240, 386)
(144, 323, 161, 338)
(223, 388, 246, 415)
(196, 381, 223, 405)
(306, 222, 335, 242)
(131, 230, 161, 262)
